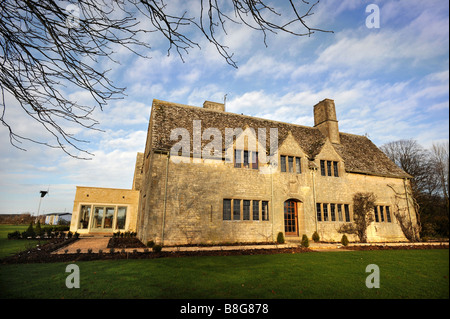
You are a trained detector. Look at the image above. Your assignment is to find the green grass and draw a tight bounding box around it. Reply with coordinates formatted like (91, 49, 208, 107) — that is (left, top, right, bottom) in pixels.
(0, 224, 48, 259)
(0, 249, 448, 299)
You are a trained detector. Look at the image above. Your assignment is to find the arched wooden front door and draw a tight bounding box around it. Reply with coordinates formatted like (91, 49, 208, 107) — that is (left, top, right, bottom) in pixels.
(284, 200, 299, 236)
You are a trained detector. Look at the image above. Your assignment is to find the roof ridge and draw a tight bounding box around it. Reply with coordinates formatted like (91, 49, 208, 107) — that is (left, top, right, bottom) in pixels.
(153, 99, 321, 131)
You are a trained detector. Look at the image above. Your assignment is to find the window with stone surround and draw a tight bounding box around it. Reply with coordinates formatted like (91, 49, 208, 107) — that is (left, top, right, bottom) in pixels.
(281, 155, 302, 174)
(234, 150, 258, 170)
(317, 202, 351, 223)
(374, 205, 392, 223)
(223, 199, 269, 221)
(320, 160, 339, 177)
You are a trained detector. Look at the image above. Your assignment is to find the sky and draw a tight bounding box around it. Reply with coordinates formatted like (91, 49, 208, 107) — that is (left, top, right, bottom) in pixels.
(0, 0, 448, 215)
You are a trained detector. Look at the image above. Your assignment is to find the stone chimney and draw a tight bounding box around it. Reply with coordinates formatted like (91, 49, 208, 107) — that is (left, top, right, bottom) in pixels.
(313, 99, 340, 144)
(203, 100, 225, 112)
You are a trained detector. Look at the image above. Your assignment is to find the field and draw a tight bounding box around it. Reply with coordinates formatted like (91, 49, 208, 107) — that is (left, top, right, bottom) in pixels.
(0, 225, 448, 299)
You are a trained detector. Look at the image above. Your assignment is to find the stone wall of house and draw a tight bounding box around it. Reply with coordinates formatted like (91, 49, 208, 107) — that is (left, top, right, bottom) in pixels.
(132, 152, 145, 191)
(70, 186, 140, 234)
(137, 133, 416, 245)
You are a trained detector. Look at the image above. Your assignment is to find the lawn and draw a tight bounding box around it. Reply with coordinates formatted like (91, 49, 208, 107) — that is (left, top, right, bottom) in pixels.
(0, 225, 47, 259)
(0, 249, 448, 299)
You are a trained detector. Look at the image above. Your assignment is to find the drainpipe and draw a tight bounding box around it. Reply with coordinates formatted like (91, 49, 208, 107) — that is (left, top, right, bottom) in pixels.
(271, 161, 275, 242)
(161, 152, 170, 245)
(312, 166, 318, 232)
(403, 178, 415, 239)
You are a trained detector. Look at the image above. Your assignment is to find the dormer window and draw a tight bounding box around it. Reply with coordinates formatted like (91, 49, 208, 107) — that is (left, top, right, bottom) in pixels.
(234, 149, 258, 170)
(320, 160, 339, 177)
(280, 155, 302, 174)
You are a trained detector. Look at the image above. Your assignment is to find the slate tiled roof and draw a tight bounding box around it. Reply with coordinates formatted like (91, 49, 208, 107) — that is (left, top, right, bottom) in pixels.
(149, 99, 411, 179)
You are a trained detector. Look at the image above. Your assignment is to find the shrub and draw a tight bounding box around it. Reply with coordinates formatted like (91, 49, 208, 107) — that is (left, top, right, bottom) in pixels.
(341, 234, 349, 246)
(87, 248, 93, 254)
(152, 245, 162, 253)
(76, 248, 81, 254)
(25, 222, 35, 238)
(301, 234, 309, 248)
(7, 231, 21, 239)
(35, 220, 42, 236)
(147, 240, 155, 248)
(312, 231, 320, 242)
(276, 232, 285, 244)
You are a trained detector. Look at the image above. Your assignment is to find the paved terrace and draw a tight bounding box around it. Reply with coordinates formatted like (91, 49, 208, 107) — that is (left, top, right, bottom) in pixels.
(52, 237, 449, 254)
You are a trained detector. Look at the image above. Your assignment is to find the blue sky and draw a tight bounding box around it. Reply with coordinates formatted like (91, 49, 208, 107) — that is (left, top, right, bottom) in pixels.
(0, 0, 448, 215)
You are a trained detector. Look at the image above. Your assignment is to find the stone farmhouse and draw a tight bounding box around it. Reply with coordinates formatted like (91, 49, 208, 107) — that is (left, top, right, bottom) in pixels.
(69, 98, 418, 245)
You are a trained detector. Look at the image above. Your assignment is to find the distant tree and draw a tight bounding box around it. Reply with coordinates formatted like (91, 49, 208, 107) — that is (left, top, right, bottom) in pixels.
(380, 139, 435, 196)
(0, 0, 332, 158)
(338, 192, 376, 243)
(381, 139, 449, 238)
(430, 142, 449, 211)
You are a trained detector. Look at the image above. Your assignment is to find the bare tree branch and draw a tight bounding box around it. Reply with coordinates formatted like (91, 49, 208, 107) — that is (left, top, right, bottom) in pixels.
(0, 0, 332, 158)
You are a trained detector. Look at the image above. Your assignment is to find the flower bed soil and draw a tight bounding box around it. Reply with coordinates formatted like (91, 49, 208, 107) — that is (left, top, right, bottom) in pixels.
(1, 238, 447, 264)
(107, 237, 147, 249)
(343, 243, 449, 251)
(1, 239, 312, 264)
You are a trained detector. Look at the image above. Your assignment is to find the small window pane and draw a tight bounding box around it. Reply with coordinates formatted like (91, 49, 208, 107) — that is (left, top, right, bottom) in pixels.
(234, 150, 241, 168)
(380, 206, 385, 222)
(116, 207, 127, 229)
(327, 161, 332, 176)
(79, 205, 91, 229)
(104, 207, 114, 229)
(223, 199, 231, 220)
(344, 204, 350, 222)
(252, 152, 258, 170)
(337, 204, 343, 221)
(252, 200, 259, 220)
(262, 201, 269, 221)
(243, 151, 249, 168)
(386, 206, 391, 222)
(281, 156, 286, 172)
(316, 203, 322, 222)
(93, 207, 104, 228)
(288, 156, 294, 173)
(323, 203, 329, 221)
(296, 157, 301, 174)
(374, 206, 379, 222)
(243, 200, 250, 220)
(320, 160, 326, 176)
(330, 203, 336, 221)
(333, 161, 339, 177)
(233, 199, 241, 220)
